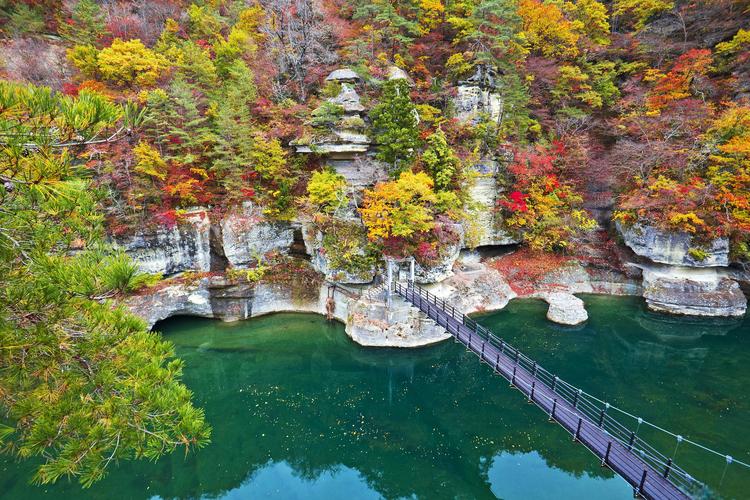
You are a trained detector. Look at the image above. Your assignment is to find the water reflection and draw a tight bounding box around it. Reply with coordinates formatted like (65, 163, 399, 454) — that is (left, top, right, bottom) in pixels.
(2, 301, 747, 499)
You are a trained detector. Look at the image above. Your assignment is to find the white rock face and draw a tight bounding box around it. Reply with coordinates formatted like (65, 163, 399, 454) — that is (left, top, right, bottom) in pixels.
(454, 65, 504, 123)
(221, 205, 294, 267)
(346, 293, 451, 347)
(617, 222, 729, 267)
(465, 162, 521, 247)
(540, 292, 588, 326)
(639, 264, 747, 317)
(119, 208, 211, 276)
(125, 278, 451, 347)
(455, 85, 504, 123)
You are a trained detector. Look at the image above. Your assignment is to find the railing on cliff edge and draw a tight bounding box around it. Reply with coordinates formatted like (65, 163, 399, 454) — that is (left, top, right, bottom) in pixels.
(393, 280, 749, 500)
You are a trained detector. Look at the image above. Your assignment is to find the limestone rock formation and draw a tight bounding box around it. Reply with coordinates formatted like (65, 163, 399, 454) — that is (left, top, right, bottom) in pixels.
(294, 68, 370, 157)
(220, 204, 294, 267)
(118, 208, 211, 276)
(541, 292, 588, 326)
(639, 264, 747, 317)
(346, 292, 451, 347)
(465, 160, 521, 247)
(454, 65, 504, 123)
(301, 220, 376, 285)
(617, 222, 729, 267)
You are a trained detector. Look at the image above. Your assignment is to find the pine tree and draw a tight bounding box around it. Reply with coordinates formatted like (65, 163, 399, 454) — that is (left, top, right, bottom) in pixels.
(369, 79, 421, 173)
(0, 82, 210, 487)
(59, 0, 106, 45)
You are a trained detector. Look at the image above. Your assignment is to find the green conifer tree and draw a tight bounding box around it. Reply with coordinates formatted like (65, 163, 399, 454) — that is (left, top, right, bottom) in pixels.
(369, 79, 421, 173)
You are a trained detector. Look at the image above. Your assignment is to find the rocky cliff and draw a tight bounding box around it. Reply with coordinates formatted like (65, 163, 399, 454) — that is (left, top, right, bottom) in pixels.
(617, 222, 746, 317)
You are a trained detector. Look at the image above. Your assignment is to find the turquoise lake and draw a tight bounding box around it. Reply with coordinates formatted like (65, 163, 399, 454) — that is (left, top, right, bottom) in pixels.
(1, 295, 748, 499)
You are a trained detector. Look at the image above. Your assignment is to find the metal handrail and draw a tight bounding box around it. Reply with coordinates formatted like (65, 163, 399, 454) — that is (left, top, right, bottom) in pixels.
(393, 281, 745, 498)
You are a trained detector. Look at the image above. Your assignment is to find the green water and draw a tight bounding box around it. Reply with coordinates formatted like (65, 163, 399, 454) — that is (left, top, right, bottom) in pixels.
(1, 296, 748, 499)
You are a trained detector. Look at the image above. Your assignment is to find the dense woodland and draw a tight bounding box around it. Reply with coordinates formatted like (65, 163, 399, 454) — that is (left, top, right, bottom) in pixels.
(1, 0, 749, 488)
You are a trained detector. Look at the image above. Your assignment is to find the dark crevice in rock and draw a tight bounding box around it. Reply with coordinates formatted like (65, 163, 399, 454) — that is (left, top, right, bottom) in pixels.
(289, 227, 311, 260)
(209, 222, 229, 272)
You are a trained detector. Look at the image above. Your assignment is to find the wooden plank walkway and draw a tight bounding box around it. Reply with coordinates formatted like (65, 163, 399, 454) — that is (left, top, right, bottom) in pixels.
(395, 283, 690, 500)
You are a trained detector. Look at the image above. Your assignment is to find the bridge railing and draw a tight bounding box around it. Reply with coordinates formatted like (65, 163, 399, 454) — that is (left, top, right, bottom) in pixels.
(392, 281, 747, 498)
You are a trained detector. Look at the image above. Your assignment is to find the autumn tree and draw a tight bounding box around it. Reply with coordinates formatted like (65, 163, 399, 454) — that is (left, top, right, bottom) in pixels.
(361, 170, 437, 242)
(58, 0, 106, 45)
(613, 0, 674, 31)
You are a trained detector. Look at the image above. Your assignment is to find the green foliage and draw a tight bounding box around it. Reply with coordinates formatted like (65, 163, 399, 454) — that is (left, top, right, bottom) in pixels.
(306, 168, 349, 214)
(0, 81, 209, 487)
(369, 79, 421, 172)
(688, 247, 709, 262)
(310, 101, 345, 130)
(421, 128, 460, 190)
(3, 2, 45, 36)
(320, 220, 379, 281)
(59, 0, 106, 45)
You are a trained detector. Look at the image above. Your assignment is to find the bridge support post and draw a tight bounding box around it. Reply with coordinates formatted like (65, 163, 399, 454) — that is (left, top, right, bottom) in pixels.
(549, 399, 557, 421)
(574, 418, 582, 442)
(634, 469, 647, 498)
(409, 257, 415, 284)
(528, 381, 535, 403)
(602, 442, 612, 467)
(386, 259, 393, 309)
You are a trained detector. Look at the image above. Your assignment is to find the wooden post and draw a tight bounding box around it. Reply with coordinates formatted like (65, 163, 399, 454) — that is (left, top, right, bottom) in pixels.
(635, 470, 648, 498)
(528, 381, 535, 403)
(549, 399, 557, 421)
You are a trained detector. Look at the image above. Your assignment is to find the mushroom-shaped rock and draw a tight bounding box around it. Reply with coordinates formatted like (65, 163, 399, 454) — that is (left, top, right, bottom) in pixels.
(542, 292, 588, 326)
(387, 66, 415, 86)
(329, 83, 365, 113)
(326, 68, 361, 83)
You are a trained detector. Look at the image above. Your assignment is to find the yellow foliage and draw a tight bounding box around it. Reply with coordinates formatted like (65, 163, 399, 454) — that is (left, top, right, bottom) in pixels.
(519, 0, 580, 59)
(67, 45, 99, 79)
(668, 212, 705, 233)
(360, 171, 437, 241)
(97, 39, 169, 87)
(419, 0, 445, 32)
(133, 141, 167, 181)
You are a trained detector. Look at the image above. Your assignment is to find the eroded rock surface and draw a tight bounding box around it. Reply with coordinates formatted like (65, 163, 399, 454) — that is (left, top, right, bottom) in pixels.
(221, 205, 294, 267)
(118, 208, 211, 276)
(454, 65, 504, 123)
(639, 264, 746, 317)
(540, 292, 588, 326)
(617, 222, 729, 268)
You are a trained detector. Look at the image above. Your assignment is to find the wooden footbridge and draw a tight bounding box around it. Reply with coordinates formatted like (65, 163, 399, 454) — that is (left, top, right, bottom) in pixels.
(392, 281, 749, 500)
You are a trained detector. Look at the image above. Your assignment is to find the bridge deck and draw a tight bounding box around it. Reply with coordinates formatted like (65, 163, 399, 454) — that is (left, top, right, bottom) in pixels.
(396, 285, 689, 500)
